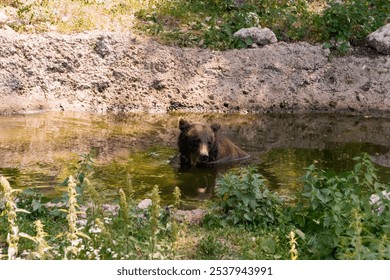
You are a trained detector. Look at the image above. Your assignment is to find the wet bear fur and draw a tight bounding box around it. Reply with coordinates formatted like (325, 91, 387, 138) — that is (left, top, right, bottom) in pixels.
(178, 118, 250, 167)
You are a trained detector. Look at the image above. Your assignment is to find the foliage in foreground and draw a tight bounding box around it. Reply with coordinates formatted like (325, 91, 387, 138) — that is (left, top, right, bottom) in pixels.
(0, 154, 180, 260)
(0, 153, 389, 259)
(292, 154, 390, 259)
(205, 154, 389, 259)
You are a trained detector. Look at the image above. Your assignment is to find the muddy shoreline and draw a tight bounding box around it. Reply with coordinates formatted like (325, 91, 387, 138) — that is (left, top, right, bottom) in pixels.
(0, 30, 389, 117)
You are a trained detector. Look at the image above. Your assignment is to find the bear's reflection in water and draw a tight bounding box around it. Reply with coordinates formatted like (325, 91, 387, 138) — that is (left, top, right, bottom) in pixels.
(172, 158, 250, 201)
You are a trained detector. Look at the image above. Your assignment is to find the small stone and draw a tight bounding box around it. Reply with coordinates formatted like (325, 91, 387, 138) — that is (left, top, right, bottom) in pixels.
(234, 27, 277, 46)
(0, 10, 8, 23)
(329, 101, 337, 108)
(367, 23, 390, 55)
(94, 37, 111, 58)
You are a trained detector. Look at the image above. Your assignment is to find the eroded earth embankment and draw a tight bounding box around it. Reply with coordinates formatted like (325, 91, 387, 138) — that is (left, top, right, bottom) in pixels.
(1, 30, 389, 116)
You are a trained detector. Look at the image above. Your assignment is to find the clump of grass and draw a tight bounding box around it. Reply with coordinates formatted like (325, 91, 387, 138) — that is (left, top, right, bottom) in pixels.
(3, 0, 150, 33)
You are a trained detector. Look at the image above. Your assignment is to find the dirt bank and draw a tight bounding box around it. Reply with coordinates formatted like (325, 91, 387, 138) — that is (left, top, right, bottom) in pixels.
(0, 29, 389, 116)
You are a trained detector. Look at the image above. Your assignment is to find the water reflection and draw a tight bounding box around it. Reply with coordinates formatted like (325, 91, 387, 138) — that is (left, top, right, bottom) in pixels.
(0, 112, 389, 204)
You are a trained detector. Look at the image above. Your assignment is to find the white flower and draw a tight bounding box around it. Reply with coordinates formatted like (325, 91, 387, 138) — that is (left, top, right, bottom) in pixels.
(137, 199, 152, 210)
(71, 238, 82, 247)
(370, 191, 390, 215)
(7, 247, 16, 259)
(11, 225, 19, 235)
(246, 12, 260, 27)
(89, 227, 102, 234)
(77, 219, 87, 226)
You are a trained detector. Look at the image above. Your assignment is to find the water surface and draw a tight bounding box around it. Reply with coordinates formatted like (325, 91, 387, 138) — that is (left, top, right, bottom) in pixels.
(0, 112, 389, 205)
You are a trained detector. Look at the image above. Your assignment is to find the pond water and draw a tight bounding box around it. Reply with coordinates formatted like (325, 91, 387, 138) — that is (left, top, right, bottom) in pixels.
(0, 112, 389, 206)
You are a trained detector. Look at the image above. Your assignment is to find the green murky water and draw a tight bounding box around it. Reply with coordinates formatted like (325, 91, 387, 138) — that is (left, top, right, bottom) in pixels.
(0, 112, 389, 205)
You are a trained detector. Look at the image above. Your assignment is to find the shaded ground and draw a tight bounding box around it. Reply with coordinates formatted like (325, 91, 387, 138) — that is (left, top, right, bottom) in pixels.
(0, 30, 389, 116)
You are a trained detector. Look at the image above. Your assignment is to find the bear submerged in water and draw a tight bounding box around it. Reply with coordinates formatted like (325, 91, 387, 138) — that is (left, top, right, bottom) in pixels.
(178, 118, 250, 167)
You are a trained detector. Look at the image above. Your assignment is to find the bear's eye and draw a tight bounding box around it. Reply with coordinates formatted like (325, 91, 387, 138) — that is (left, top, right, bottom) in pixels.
(207, 141, 212, 146)
(190, 138, 200, 144)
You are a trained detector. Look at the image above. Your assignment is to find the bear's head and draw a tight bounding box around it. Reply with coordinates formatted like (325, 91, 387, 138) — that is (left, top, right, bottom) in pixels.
(178, 118, 220, 166)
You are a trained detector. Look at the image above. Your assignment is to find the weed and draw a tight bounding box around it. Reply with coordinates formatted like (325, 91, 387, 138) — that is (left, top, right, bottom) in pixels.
(19, 220, 53, 260)
(1, 176, 21, 259)
(1, 153, 388, 260)
(206, 167, 283, 227)
(118, 188, 131, 256)
(173, 186, 181, 208)
(288, 230, 298, 260)
(59, 175, 90, 260)
(196, 234, 227, 260)
(292, 153, 390, 259)
(148, 185, 161, 259)
(135, 0, 390, 51)
(3, 1, 389, 52)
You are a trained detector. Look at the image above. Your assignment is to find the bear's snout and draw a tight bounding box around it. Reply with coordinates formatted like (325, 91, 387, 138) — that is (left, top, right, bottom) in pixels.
(199, 143, 209, 162)
(200, 154, 209, 162)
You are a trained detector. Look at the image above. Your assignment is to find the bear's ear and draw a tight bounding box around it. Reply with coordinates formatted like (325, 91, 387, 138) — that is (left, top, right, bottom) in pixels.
(179, 118, 191, 131)
(211, 123, 221, 132)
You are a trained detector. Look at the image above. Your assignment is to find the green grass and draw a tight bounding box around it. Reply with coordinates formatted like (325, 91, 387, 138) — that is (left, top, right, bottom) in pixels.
(0, 0, 148, 33)
(135, 0, 390, 51)
(1, 1, 389, 51)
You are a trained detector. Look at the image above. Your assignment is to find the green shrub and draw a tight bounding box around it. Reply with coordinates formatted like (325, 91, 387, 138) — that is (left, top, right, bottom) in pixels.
(194, 234, 228, 260)
(0, 153, 180, 260)
(135, 0, 390, 51)
(291, 154, 390, 259)
(1, 152, 388, 260)
(204, 154, 389, 259)
(206, 167, 283, 227)
(312, 0, 389, 52)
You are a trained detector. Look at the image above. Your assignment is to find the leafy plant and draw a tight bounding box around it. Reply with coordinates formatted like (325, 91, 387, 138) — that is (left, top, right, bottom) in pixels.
(0, 176, 27, 259)
(291, 154, 390, 259)
(19, 220, 53, 260)
(206, 167, 282, 227)
(1, 152, 388, 260)
(314, 0, 390, 53)
(195, 234, 228, 260)
(59, 175, 90, 260)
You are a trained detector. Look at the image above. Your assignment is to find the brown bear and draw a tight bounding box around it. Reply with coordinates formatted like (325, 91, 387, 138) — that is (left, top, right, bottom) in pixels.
(178, 118, 250, 167)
